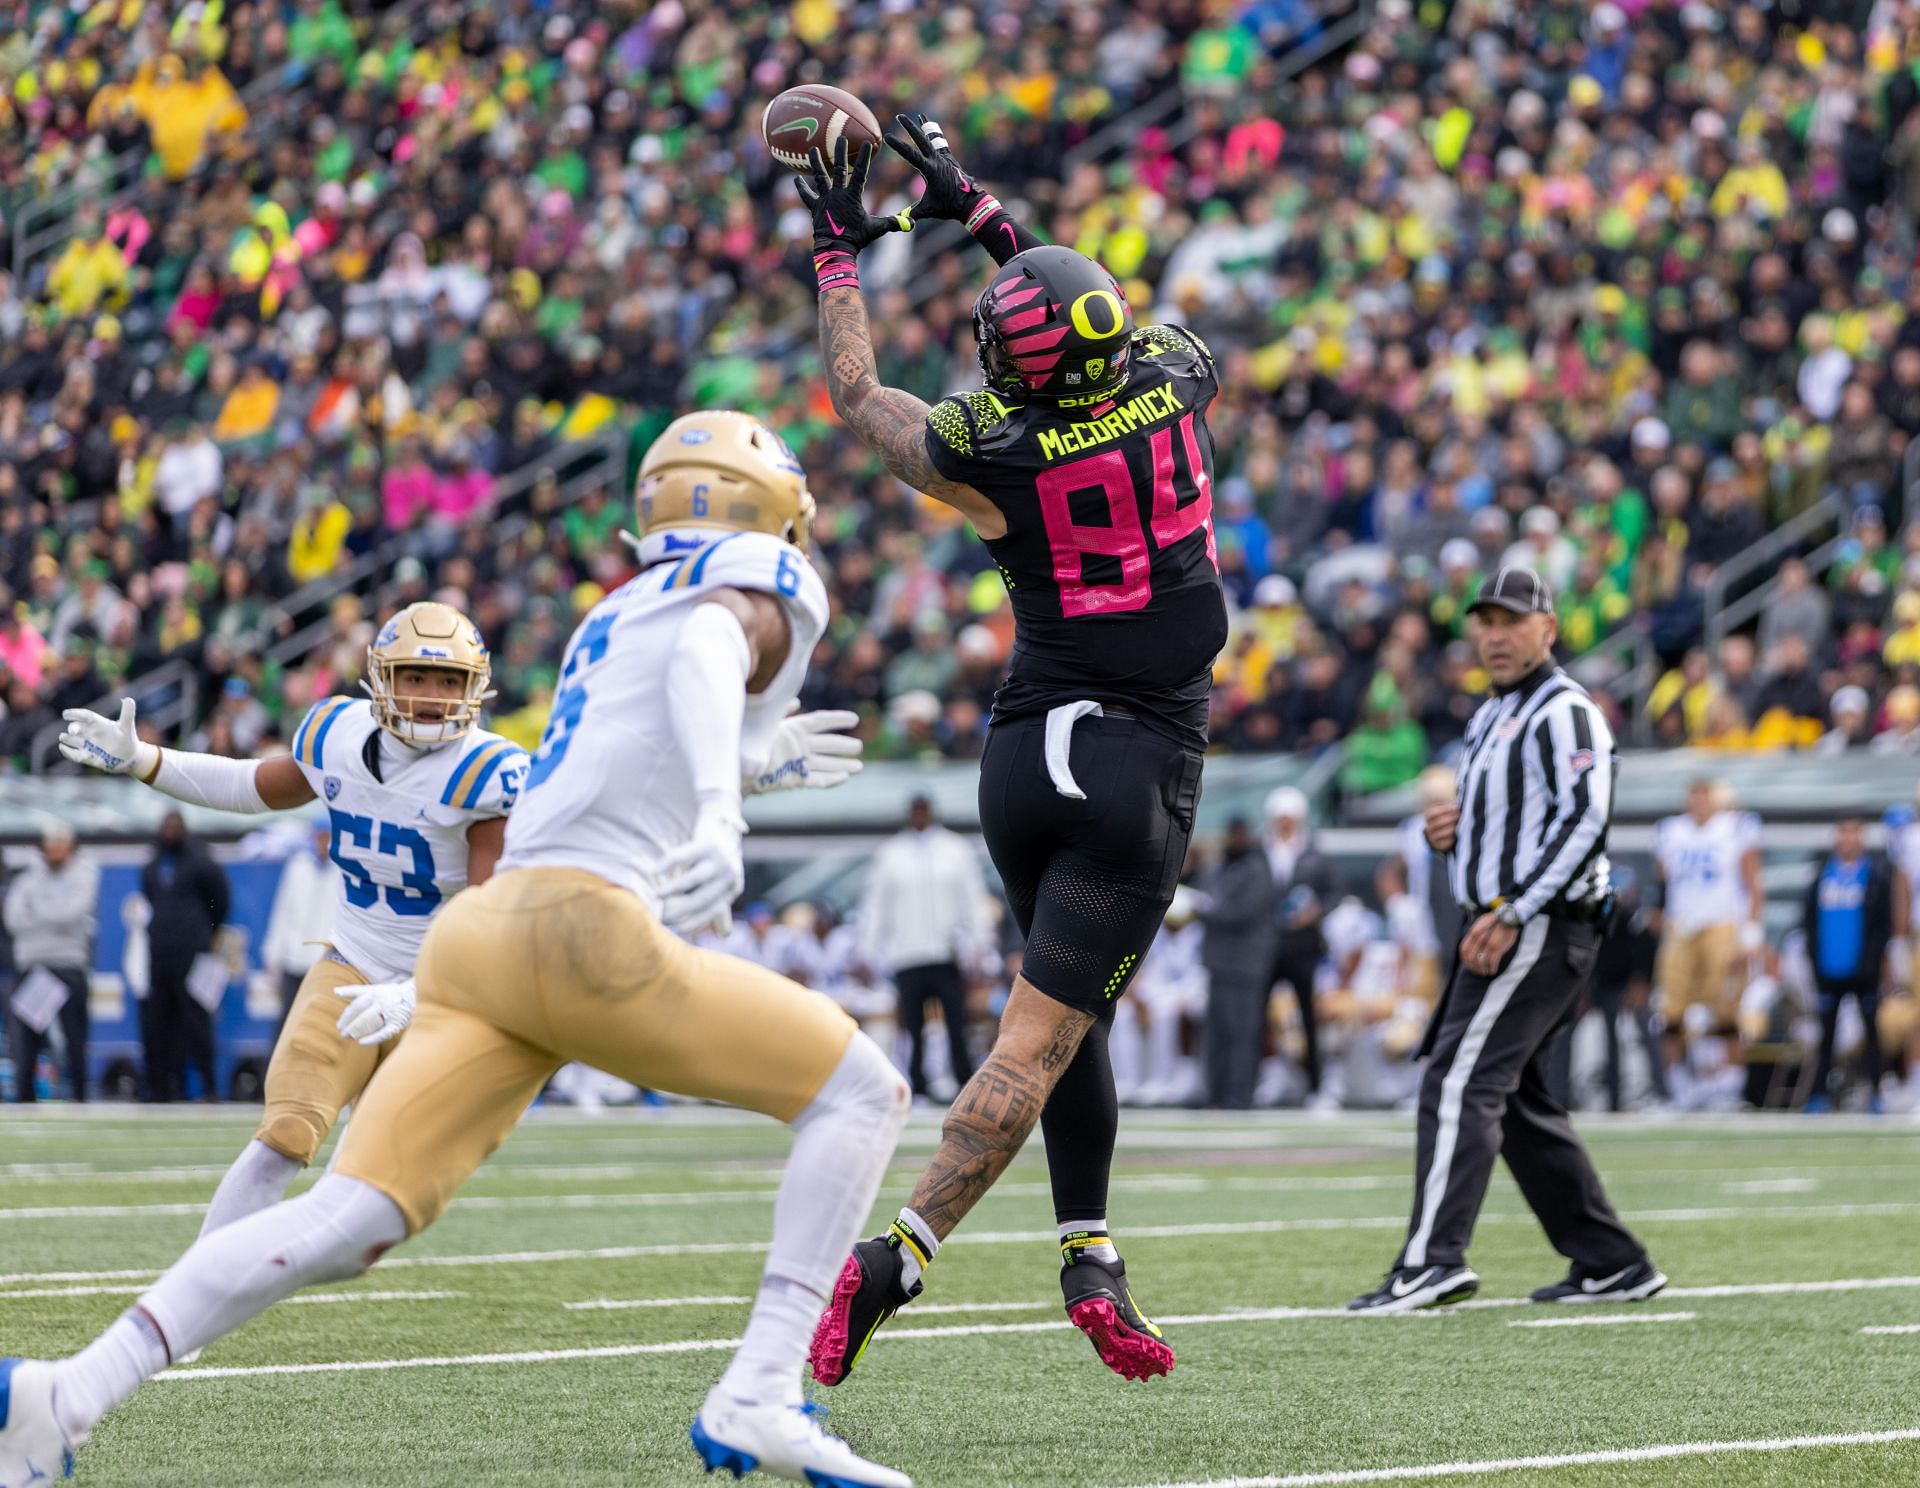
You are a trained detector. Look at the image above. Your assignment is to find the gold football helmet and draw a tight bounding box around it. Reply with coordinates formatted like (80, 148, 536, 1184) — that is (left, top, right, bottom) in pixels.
(365, 601, 493, 746)
(630, 410, 815, 566)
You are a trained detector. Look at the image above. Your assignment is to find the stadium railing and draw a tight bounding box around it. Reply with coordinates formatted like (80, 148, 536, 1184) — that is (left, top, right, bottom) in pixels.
(28, 655, 201, 774)
(1701, 494, 1847, 655)
(11, 0, 439, 282)
(246, 423, 628, 671)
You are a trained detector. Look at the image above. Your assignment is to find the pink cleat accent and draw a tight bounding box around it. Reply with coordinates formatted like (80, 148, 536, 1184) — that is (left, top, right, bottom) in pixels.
(807, 1254, 867, 1386)
(1066, 1298, 1175, 1382)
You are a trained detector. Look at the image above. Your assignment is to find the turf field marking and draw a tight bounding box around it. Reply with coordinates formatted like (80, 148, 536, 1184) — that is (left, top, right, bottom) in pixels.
(157, 1339, 743, 1380)
(0, 1285, 462, 1305)
(1507, 1311, 1696, 1328)
(1107, 1427, 1920, 1487)
(563, 1296, 751, 1311)
(1860, 1324, 1920, 1334)
(1720, 1177, 1817, 1194)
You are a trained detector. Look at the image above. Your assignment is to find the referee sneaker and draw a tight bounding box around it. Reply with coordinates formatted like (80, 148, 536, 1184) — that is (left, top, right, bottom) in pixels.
(1348, 569, 1666, 1314)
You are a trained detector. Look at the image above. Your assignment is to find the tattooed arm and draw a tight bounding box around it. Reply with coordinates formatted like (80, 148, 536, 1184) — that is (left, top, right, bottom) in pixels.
(903, 987, 1093, 1239)
(817, 284, 1008, 539)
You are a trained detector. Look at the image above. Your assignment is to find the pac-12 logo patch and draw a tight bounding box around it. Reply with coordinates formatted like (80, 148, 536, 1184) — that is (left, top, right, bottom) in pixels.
(1568, 749, 1595, 775)
(324, 777, 341, 801)
(1086, 358, 1107, 380)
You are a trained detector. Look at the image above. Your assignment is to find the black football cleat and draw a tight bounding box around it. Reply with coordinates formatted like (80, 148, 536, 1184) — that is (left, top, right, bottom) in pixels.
(808, 1232, 920, 1386)
(1529, 1258, 1668, 1304)
(1061, 1253, 1174, 1380)
(1346, 1264, 1480, 1314)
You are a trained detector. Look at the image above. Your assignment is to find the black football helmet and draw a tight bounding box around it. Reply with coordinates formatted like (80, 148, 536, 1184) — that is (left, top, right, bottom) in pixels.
(972, 245, 1135, 403)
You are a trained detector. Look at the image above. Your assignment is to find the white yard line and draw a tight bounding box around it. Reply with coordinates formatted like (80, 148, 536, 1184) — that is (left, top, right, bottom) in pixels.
(1507, 1311, 1696, 1329)
(11, 1197, 1920, 1231)
(563, 1296, 751, 1311)
(1861, 1324, 1920, 1335)
(140, 1278, 1920, 1381)
(1105, 1428, 1920, 1488)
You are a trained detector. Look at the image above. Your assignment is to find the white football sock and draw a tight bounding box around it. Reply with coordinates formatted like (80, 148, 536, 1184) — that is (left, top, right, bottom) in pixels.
(1059, 1219, 1119, 1265)
(716, 1275, 821, 1407)
(718, 1033, 908, 1403)
(48, 1175, 406, 1438)
(50, 1309, 168, 1442)
(892, 1207, 939, 1289)
(198, 1139, 304, 1237)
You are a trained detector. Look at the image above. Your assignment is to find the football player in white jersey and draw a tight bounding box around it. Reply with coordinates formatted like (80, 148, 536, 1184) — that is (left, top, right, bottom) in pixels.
(57, 602, 527, 1236)
(6, 412, 914, 1488)
(1649, 778, 1763, 1077)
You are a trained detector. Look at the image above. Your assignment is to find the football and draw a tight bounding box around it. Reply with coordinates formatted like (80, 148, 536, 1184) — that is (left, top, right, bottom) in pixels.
(761, 84, 884, 172)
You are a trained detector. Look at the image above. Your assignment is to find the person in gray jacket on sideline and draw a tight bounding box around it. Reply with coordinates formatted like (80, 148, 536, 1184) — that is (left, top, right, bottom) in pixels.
(1198, 817, 1279, 1109)
(4, 822, 100, 1101)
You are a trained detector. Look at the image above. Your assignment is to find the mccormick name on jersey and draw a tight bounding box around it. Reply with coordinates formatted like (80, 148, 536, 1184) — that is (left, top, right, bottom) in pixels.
(1036, 383, 1187, 463)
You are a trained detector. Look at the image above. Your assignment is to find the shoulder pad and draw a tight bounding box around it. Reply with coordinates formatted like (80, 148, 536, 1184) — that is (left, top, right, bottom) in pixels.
(293, 696, 360, 771)
(440, 733, 530, 815)
(1133, 323, 1214, 368)
(926, 390, 1015, 458)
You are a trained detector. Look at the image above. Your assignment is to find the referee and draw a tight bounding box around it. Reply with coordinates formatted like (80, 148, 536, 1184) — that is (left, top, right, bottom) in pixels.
(1348, 569, 1666, 1314)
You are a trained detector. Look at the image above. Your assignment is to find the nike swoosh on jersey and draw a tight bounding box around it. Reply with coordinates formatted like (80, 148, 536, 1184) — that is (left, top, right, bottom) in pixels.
(1391, 1269, 1437, 1298)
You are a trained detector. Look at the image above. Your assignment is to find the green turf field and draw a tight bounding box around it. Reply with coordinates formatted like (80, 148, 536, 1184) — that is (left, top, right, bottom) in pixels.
(3, 1106, 1917, 1487)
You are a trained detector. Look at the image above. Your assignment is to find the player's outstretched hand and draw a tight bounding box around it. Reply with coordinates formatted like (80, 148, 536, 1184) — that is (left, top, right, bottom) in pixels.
(659, 806, 747, 938)
(749, 707, 864, 795)
(796, 138, 903, 256)
(887, 113, 983, 225)
(59, 698, 154, 776)
(335, 977, 417, 1047)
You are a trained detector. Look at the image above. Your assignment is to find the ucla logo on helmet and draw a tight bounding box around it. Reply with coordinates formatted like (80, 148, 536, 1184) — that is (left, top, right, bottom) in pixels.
(375, 619, 400, 647)
(324, 776, 341, 801)
(679, 429, 713, 445)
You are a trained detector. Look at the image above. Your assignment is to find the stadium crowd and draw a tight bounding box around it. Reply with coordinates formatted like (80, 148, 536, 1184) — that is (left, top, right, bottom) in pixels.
(5, 0, 1920, 791)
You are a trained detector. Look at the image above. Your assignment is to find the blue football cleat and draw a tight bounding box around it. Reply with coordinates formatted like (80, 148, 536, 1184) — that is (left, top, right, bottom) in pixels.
(0, 1360, 75, 1485)
(690, 1390, 910, 1487)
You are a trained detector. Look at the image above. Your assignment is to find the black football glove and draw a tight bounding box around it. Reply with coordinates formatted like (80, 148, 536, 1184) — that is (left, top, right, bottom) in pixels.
(795, 138, 904, 257)
(887, 113, 986, 226)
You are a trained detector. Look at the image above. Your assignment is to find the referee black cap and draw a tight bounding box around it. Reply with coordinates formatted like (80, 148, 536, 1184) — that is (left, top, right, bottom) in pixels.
(1469, 566, 1554, 617)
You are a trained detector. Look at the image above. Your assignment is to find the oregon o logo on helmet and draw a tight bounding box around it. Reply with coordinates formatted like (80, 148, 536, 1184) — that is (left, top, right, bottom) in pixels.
(1069, 288, 1125, 340)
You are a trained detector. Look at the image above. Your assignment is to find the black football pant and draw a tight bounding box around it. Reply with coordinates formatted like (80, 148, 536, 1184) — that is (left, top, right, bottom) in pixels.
(895, 960, 976, 1097)
(1812, 978, 1883, 1099)
(979, 711, 1204, 1227)
(145, 967, 217, 1102)
(1396, 914, 1645, 1274)
(8, 965, 89, 1102)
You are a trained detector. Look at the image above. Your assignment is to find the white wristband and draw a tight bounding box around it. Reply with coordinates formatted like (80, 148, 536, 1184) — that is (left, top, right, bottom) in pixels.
(149, 750, 271, 814)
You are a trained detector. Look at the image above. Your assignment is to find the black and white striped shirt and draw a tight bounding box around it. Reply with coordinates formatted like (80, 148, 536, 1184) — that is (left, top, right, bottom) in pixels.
(1448, 664, 1614, 921)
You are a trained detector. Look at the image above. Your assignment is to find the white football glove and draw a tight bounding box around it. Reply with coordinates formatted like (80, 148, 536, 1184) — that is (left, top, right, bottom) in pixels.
(747, 707, 864, 794)
(659, 805, 747, 937)
(59, 699, 158, 777)
(1738, 920, 1764, 955)
(334, 977, 417, 1047)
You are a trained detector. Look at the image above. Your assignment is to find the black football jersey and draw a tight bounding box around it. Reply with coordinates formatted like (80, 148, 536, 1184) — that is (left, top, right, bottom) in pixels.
(924, 324, 1228, 746)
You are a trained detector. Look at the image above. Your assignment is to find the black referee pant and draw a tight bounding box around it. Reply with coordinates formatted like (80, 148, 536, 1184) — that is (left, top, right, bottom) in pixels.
(1396, 913, 1646, 1273)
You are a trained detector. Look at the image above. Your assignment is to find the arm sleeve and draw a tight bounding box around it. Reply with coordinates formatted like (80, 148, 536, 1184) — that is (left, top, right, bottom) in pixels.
(1506, 699, 1614, 924)
(963, 193, 1047, 266)
(146, 750, 271, 814)
(665, 603, 752, 820)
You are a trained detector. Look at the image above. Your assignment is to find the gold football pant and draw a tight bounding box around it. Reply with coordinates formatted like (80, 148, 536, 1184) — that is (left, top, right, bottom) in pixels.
(255, 954, 386, 1165)
(332, 867, 857, 1233)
